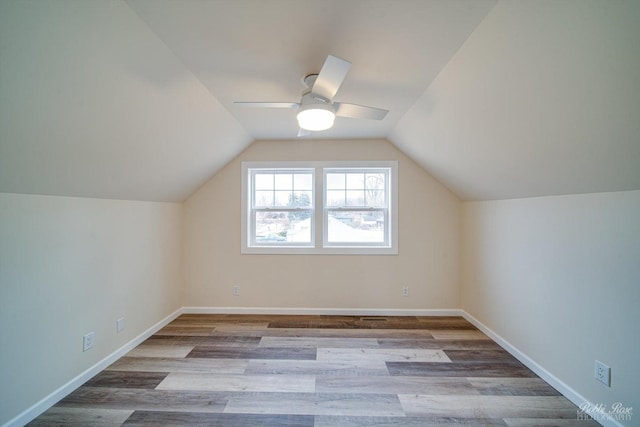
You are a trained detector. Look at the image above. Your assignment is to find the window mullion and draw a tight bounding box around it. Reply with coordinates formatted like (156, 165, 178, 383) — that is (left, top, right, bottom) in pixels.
(316, 166, 324, 249)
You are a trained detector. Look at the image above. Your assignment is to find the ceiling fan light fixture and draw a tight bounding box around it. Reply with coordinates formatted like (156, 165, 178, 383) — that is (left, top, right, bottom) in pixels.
(297, 104, 335, 131)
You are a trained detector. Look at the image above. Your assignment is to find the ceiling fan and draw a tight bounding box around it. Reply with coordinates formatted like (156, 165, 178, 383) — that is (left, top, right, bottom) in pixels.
(234, 55, 388, 136)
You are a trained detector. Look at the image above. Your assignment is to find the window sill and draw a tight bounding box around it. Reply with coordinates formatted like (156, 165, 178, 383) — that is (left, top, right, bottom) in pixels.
(241, 246, 398, 255)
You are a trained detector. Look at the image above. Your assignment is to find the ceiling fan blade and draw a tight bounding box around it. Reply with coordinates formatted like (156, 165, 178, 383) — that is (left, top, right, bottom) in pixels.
(234, 102, 299, 109)
(334, 102, 388, 120)
(297, 128, 311, 137)
(311, 55, 351, 101)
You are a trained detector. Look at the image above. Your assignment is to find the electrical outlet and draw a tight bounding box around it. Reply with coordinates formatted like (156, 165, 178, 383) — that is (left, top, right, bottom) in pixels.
(402, 286, 409, 297)
(116, 317, 125, 333)
(83, 332, 95, 352)
(233, 285, 240, 296)
(594, 360, 611, 387)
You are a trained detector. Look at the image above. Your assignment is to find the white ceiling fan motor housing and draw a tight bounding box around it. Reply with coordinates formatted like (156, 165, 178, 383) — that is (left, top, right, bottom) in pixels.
(297, 92, 336, 131)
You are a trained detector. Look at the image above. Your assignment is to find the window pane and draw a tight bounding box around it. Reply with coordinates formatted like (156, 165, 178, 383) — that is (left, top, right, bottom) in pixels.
(291, 191, 312, 207)
(255, 173, 273, 190)
(365, 173, 385, 190)
(254, 190, 273, 207)
(255, 211, 312, 243)
(294, 173, 312, 190)
(346, 173, 364, 189)
(326, 190, 345, 207)
(346, 190, 365, 206)
(365, 190, 386, 207)
(274, 173, 292, 190)
(327, 211, 385, 243)
(274, 190, 292, 207)
(326, 173, 345, 190)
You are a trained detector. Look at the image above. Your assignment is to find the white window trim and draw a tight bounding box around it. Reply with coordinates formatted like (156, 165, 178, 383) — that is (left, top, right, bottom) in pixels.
(248, 167, 316, 249)
(241, 160, 398, 255)
(323, 166, 391, 249)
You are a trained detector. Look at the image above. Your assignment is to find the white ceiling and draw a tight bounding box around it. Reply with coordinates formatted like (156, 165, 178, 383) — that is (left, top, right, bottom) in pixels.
(125, 0, 497, 140)
(1, 0, 639, 202)
(0, 0, 251, 202)
(392, 0, 640, 200)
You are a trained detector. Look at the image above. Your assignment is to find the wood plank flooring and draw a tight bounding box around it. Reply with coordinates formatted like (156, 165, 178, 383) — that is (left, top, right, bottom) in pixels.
(28, 314, 599, 426)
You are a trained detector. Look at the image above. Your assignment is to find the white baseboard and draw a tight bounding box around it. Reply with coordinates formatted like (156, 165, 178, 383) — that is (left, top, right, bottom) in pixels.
(182, 306, 463, 317)
(3, 307, 183, 427)
(461, 311, 624, 427)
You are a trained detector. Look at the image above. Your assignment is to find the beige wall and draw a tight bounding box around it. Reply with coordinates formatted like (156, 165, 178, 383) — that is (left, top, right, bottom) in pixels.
(184, 139, 461, 310)
(0, 193, 183, 424)
(462, 190, 640, 418)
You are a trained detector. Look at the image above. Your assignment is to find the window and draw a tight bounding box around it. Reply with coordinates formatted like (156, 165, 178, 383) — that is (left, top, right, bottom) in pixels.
(242, 161, 398, 254)
(248, 168, 315, 248)
(324, 168, 389, 247)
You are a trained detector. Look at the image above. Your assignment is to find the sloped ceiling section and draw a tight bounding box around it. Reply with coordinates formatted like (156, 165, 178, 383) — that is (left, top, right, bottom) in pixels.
(125, 0, 497, 141)
(391, 0, 640, 200)
(0, 1, 251, 202)
(2, 1, 638, 203)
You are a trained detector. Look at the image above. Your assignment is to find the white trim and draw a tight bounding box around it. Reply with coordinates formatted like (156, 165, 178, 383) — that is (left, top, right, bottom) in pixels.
(182, 306, 461, 317)
(241, 160, 399, 255)
(462, 311, 624, 427)
(3, 308, 184, 427)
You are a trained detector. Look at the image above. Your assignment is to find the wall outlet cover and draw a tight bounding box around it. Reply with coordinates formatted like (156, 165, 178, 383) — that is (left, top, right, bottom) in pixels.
(83, 331, 95, 352)
(116, 317, 125, 333)
(594, 360, 611, 387)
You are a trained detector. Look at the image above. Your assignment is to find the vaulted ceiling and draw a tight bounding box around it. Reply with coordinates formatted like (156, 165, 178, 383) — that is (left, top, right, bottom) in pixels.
(1, 0, 639, 202)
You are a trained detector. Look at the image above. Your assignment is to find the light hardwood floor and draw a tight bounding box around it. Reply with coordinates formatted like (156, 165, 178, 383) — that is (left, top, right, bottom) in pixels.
(28, 315, 599, 426)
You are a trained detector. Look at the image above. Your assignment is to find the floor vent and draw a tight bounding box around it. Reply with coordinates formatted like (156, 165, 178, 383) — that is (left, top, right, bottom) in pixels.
(360, 317, 387, 322)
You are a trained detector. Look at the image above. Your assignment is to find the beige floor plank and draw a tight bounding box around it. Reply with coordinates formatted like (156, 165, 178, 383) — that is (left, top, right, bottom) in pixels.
(245, 359, 389, 376)
(106, 357, 248, 374)
(143, 335, 260, 347)
(314, 415, 508, 426)
(259, 336, 380, 348)
(213, 323, 270, 333)
(503, 418, 601, 426)
(467, 377, 561, 396)
(125, 344, 194, 358)
(204, 328, 435, 339)
(316, 376, 479, 395)
(317, 348, 451, 362)
(430, 330, 491, 340)
(224, 392, 405, 417)
(154, 327, 215, 336)
(399, 395, 577, 418)
(156, 372, 315, 393)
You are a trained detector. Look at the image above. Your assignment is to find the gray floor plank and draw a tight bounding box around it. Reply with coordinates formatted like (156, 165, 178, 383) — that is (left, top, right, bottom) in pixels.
(26, 407, 133, 426)
(122, 411, 314, 426)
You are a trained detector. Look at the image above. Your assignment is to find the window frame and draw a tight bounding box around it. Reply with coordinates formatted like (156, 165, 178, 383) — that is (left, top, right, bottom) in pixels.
(241, 160, 398, 255)
(323, 167, 391, 248)
(248, 167, 315, 249)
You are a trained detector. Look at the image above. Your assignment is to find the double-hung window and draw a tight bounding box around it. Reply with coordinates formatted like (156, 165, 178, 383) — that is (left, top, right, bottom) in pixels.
(248, 168, 315, 248)
(324, 168, 390, 247)
(242, 161, 397, 254)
